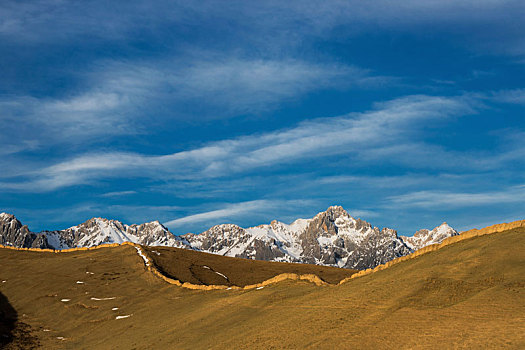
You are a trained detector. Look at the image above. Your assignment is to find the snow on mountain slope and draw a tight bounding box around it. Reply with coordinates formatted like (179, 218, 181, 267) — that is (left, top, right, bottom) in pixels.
(182, 206, 411, 269)
(0, 208, 459, 270)
(43, 218, 188, 250)
(400, 223, 458, 250)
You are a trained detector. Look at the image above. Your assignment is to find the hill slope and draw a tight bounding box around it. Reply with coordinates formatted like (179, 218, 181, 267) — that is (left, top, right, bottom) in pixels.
(141, 246, 356, 286)
(0, 225, 523, 349)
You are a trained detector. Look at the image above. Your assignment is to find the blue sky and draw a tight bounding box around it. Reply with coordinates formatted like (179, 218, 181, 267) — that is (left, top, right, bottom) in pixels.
(0, 0, 524, 235)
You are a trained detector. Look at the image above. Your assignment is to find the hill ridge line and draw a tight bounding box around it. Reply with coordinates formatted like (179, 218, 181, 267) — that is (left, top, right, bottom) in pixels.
(0, 241, 330, 290)
(338, 219, 525, 284)
(135, 245, 328, 290)
(1, 219, 522, 290)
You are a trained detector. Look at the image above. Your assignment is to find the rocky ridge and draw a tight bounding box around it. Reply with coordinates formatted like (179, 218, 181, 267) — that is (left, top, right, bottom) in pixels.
(0, 213, 52, 249)
(0, 206, 458, 270)
(400, 222, 458, 250)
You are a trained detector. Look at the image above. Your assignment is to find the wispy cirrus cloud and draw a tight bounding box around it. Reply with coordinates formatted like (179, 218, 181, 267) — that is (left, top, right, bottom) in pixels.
(163, 198, 321, 232)
(100, 190, 137, 198)
(0, 92, 133, 134)
(2, 0, 523, 58)
(387, 185, 525, 208)
(0, 56, 383, 154)
(0, 94, 494, 192)
(93, 57, 381, 113)
(164, 200, 272, 227)
(488, 88, 525, 105)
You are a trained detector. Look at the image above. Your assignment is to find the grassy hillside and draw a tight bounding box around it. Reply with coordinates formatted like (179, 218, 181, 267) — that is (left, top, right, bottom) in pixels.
(142, 245, 356, 286)
(0, 226, 524, 349)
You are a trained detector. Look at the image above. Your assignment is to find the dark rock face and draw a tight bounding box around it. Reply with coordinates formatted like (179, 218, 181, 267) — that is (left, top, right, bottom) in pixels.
(295, 206, 410, 269)
(181, 206, 412, 270)
(0, 213, 51, 249)
(342, 228, 410, 270)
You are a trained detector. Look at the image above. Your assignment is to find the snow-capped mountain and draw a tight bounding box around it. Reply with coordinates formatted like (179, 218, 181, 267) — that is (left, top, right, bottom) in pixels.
(0, 207, 459, 270)
(181, 206, 411, 269)
(0, 214, 187, 250)
(44, 217, 188, 249)
(400, 223, 458, 250)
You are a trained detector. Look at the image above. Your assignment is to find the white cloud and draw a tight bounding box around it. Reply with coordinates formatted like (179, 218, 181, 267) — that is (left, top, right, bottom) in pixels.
(387, 185, 525, 208)
(1, 94, 492, 192)
(3, 1, 522, 54)
(100, 190, 137, 197)
(163, 200, 270, 227)
(92, 57, 384, 113)
(162, 198, 321, 232)
(0, 92, 136, 152)
(489, 89, 525, 105)
(0, 56, 381, 154)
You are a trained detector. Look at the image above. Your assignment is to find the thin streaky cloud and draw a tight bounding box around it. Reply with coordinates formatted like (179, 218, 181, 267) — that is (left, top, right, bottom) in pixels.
(387, 185, 525, 208)
(488, 89, 525, 105)
(88, 57, 386, 113)
(0, 94, 486, 192)
(100, 190, 137, 198)
(0, 57, 383, 153)
(163, 200, 271, 227)
(2, 1, 523, 57)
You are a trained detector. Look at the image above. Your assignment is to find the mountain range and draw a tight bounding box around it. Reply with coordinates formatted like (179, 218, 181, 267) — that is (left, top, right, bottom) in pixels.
(0, 206, 458, 270)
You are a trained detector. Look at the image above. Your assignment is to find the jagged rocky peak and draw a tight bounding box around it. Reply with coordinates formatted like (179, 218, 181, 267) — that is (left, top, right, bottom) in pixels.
(269, 219, 286, 230)
(308, 206, 352, 231)
(182, 224, 249, 253)
(0, 212, 16, 221)
(400, 222, 458, 251)
(196, 223, 246, 239)
(0, 213, 51, 249)
(0, 213, 27, 232)
(293, 206, 410, 269)
(0, 213, 24, 235)
(302, 205, 377, 239)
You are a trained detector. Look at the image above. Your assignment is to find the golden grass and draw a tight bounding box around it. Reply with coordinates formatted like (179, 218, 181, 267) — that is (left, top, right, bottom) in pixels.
(141, 245, 356, 288)
(340, 219, 525, 283)
(0, 225, 524, 349)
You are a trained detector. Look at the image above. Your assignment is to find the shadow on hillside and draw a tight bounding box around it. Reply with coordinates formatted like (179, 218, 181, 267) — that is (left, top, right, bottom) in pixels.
(0, 292, 39, 349)
(0, 292, 17, 346)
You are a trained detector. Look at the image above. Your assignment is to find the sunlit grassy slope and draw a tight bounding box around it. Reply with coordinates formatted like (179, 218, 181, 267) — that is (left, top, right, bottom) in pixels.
(1, 226, 524, 349)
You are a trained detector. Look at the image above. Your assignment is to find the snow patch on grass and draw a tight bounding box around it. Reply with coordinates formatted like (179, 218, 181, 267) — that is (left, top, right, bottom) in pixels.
(116, 314, 132, 320)
(135, 246, 150, 266)
(214, 271, 228, 279)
